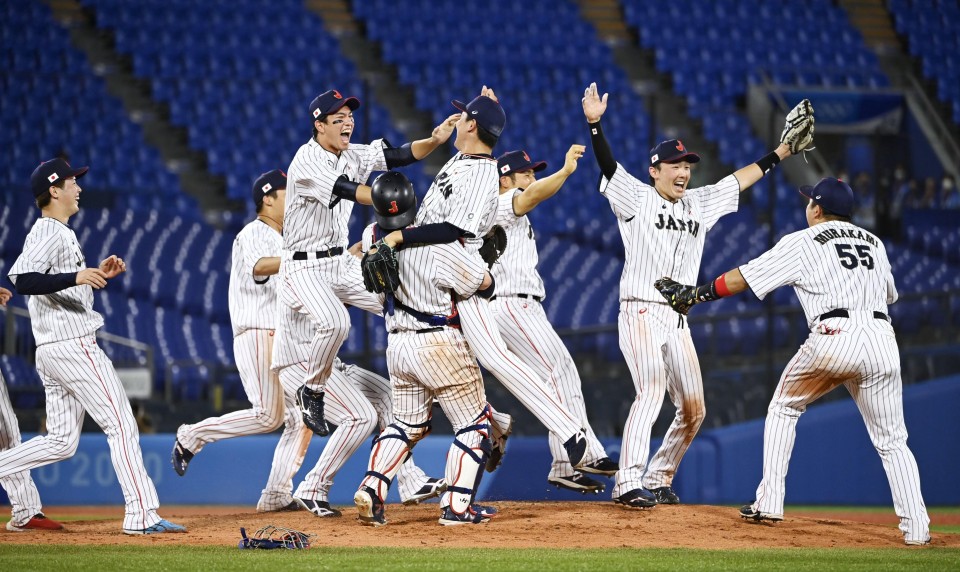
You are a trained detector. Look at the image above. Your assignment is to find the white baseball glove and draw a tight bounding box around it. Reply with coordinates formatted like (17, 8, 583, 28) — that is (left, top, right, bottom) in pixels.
(780, 99, 815, 155)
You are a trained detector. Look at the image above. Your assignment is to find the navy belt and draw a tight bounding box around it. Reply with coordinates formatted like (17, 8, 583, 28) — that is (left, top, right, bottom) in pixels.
(293, 247, 343, 260)
(390, 327, 445, 335)
(818, 309, 889, 321)
(490, 293, 543, 302)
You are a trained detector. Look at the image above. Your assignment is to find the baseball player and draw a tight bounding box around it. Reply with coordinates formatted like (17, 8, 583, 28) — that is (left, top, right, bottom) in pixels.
(278, 88, 457, 436)
(355, 171, 497, 526)
(581, 82, 813, 508)
(0, 287, 65, 532)
(368, 89, 615, 477)
(2, 159, 185, 535)
(654, 178, 930, 546)
(489, 145, 613, 494)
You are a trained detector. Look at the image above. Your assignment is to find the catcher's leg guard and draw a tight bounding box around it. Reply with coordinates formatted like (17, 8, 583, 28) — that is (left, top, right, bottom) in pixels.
(360, 419, 430, 500)
(442, 406, 492, 515)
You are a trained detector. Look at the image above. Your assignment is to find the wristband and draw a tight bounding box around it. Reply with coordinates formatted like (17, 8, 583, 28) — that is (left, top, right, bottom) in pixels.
(755, 151, 781, 174)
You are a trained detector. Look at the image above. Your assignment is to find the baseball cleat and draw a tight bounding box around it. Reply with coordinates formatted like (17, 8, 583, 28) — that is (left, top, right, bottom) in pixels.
(739, 503, 783, 522)
(171, 438, 194, 477)
(296, 385, 331, 436)
(5, 513, 64, 532)
(257, 501, 304, 513)
(548, 473, 605, 494)
(438, 506, 491, 526)
(578, 456, 619, 476)
(905, 536, 931, 546)
(470, 504, 498, 518)
(486, 415, 513, 473)
(402, 477, 447, 506)
(650, 486, 680, 504)
(563, 431, 587, 469)
(123, 519, 187, 535)
(296, 498, 342, 517)
(614, 488, 657, 509)
(354, 487, 387, 527)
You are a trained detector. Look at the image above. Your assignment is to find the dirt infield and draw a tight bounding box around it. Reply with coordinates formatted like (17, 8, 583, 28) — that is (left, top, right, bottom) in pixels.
(2, 503, 957, 549)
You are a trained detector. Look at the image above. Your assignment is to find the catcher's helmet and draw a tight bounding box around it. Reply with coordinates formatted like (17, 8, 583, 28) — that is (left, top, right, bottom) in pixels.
(371, 171, 417, 231)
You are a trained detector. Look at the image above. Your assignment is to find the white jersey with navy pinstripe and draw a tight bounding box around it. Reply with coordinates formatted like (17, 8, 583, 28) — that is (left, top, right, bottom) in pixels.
(8, 217, 103, 345)
(362, 224, 485, 333)
(739, 221, 897, 328)
(228, 219, 282, 336)
(599, 164, 740, 302)
(283, 138, 388, 252)
(415, 152, 500, 250)
(491, 188, 545, 298)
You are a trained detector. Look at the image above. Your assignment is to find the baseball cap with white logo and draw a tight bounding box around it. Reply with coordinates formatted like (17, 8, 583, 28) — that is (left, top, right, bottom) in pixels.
(798, 177, 854, 217)
(30, 158, 89, 198)
(451, 95, 506, 138)
(252, 169, 287, 207)
(497, 150, 547, 177)
(649, 139, 700, 167)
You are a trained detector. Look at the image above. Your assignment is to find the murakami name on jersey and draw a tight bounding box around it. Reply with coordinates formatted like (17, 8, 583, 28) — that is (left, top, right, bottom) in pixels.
(812, 227, 878, 246)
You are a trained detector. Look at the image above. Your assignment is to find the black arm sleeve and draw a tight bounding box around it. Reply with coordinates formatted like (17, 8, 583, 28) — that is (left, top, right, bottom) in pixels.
(589, 121, 617, 180)
(383, 143, 418, 169)
(12, 272, 78, 295)
(400, 222, 464, 246)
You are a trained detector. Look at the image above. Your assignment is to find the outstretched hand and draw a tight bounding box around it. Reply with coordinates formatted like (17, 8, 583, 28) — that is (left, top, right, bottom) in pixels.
(432, 113, 460, 144)
(481, 85, 499, 102)
(561, 144, 586, 175)
(77, 268, 109, 289)
(582, 82, 608, 123)
(99, 255, 127, 279)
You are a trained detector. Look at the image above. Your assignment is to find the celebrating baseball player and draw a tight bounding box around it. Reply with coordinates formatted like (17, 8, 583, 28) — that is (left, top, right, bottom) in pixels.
(582, 82, 814, 508)
(2, 159, 185, 535)
(277, 88, 458, 436)
(355, 171, 498, 526)
(654, 177, 930, 546)
(172, 170, 289, 477)
(363, 88, 616, 477)
(488, 145, 615, 494)
(0, 287, 64, 532)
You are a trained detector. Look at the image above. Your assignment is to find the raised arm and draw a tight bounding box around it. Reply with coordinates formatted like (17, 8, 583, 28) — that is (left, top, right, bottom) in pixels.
(732, 99, 814, 192)
(582, 83, 617, 180)
(514, 144, 586, 216)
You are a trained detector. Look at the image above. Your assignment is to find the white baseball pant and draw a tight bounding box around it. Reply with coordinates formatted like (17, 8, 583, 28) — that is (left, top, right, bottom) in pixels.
(0, 372, 44, 526)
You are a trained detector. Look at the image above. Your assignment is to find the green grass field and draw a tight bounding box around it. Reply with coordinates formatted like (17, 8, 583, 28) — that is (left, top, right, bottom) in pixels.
(1, 545, 959, 571)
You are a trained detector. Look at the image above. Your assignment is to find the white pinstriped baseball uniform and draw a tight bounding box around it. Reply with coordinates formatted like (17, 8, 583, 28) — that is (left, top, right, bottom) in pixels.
(260, 311, 433, 510)
(416, 154, 596, 460)
(275, 137, 387, 389)
(599, 164, 740, 498)
(175, 220, 284, 456)
(489, 188, 609, 478)
(0, 372, 46, 527)
(739, 220, 929, 543)
(359, 225, 490, 515)
(3, 217, 163, 531)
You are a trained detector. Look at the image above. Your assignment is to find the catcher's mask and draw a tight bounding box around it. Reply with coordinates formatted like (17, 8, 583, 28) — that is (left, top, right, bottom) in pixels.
(371, 171, 417, 231)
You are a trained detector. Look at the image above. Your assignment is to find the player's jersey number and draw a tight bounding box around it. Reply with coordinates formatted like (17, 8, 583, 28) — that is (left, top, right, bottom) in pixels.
(834, 243, 874, 270)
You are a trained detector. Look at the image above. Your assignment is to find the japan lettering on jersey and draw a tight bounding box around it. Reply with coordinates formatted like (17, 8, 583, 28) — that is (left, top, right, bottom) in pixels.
(739, 221, 897, 328)
(416, 153, 500, 246)
(283, 138, 388, 252)
(490, 188, 545, 299)
(599, 163, 740, 303)
(8, 218, 103, 344)
(362, 224, 486, 333)
(228, 220, 282, 336)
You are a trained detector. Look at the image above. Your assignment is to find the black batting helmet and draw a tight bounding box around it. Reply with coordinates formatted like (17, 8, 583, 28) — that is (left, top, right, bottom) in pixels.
(371, 171, 417, 231)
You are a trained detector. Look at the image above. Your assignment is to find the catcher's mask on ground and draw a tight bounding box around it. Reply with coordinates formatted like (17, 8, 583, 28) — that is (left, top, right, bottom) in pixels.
(371, 171, 417, 230)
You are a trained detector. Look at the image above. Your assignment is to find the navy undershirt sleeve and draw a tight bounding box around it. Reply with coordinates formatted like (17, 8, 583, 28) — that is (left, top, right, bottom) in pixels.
(400, 222, 464, 246)
(12, 272, 79, 295)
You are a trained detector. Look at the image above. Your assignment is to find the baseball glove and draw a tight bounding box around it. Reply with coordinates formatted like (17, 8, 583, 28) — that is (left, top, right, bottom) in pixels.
(478, 225, 507, 269)
(654, 277, 699, 316)
(361, 239, 401, 294)
(238, 525, 312, 550)
(780, 99, 815, 155)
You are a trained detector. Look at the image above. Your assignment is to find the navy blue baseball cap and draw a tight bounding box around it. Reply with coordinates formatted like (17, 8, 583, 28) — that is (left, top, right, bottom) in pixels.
(452, 95, 506, 137)
(497, 150, 547, 177)
(310, 89, 360, 122)
(252, 169, 286, 207)
(650, 139, 700, 166)
(798, 177, 854, 217)
(31, 158, 88, 198)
